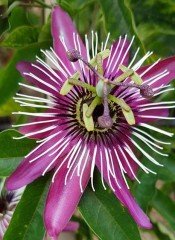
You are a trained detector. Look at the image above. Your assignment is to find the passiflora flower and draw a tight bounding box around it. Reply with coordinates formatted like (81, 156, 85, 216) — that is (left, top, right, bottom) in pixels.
(0, 185, 24, 239)
(6, 5, 175, 238)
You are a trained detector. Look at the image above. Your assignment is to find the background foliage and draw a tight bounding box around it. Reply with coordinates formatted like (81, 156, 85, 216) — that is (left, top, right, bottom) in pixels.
(0, 0, 175, 239)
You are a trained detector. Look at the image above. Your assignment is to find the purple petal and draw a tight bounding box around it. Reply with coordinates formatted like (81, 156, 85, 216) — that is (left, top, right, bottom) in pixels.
(52, 6, 87, 73)
(129, 100, 169, 124)
(63, 221, 79, 232)
(95, 145, 152, 229)
(135, 108, 169, 123)
(138, 56, 175, 88)
(6, 128, 69, 190)
(117, 146, 138, 180)
(44, 160, 91, 238)
(19, 114, 57, 140)
(16, 61, 63, 96)
(104, 38, 130, 78)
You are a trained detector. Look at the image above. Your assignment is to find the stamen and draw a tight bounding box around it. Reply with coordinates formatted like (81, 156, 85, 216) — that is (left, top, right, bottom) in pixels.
(86, 96, 101, 117)
(60, 71, 80, 95)
(67, 49, 153, 99)
(83, 103, 94, 131)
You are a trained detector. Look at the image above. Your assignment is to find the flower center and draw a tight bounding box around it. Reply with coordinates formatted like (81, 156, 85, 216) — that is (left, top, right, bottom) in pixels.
(76, 95, 118, 132)
(60, 49, 154, 132)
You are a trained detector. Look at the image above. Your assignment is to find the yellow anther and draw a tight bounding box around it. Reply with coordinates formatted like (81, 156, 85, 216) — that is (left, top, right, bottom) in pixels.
(60, 72, 80, 95)
(114, 65, 134, 83)
(83, 103, 94, 131)
(108, 95, 130, 112)
(86, 96, 101, 118)
(90, 49, 110, 67)
(119, 65, 143, 85)
(122, 108, 135, 125)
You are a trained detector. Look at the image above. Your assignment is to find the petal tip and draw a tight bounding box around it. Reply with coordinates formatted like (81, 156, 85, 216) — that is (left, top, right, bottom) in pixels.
(138, 216, 152, 229)
(16, 61, 28, 73)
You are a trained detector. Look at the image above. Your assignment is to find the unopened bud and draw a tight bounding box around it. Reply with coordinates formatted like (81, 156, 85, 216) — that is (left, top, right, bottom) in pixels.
(67, 49, 81, 62)
(140, 84, 154, 98)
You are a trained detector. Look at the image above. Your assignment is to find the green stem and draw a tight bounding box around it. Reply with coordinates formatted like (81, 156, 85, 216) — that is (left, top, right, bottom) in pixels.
(4, 1, 20, 16)
(33, 0, 52, 9)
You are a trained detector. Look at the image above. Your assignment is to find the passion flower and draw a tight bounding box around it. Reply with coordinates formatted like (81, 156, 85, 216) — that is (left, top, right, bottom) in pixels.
(6, 5, 175, 238)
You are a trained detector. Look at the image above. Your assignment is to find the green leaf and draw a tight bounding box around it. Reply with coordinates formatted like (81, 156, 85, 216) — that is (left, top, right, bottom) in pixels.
(0, 17, 9, 38)
(0, 40, 51, 106)
(132, 167, 157, 212)
(8, 6, 31, 31)
(98, 0, 145, 54)
(152, 190, 175, 232)
(79, 171, 141, 240)
(38, 18, 52, 43)
(0, 98, 21, 117)
(4, 175, 50, 240)
(158, 154, 175, 182)
(1, 26, 39, 48)
(72, 216, 93, 240)
(0, 129, 36, 176)
(130, 0, 175, 57)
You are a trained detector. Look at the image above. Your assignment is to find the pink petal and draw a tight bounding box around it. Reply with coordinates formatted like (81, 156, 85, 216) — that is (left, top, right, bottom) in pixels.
(129, 98, 169, 124)
(95, 145, 152, 229)
(104, 38, 130, 78)
(138, 56, 175, 88)
(44, 159, 91, 238)
(117, 146, 138, 180)
(6, 128, 69, 190)
(16, 61, 61, 96)
(63, 221, 79, 232)
(51, 6, 87, 73)
(135, 108, 169, 123)
(19, 114, 57, 140)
